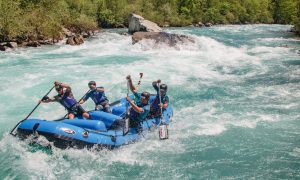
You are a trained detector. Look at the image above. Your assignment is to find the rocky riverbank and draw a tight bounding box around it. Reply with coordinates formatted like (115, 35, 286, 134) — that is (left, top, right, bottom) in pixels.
(1, 13, 277, 52)
(1, 13, 197, 51)
(0, 27, 100, 51)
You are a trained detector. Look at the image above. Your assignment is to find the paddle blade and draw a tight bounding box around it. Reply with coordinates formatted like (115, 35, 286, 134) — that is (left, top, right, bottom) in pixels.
(123, 118, 130, 136)
(159, 124, 168, 140)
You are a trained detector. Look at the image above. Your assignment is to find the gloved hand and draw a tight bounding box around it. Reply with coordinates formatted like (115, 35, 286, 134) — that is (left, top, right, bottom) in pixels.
(158, 103, 163, 108)
(42, 96, 49, 101)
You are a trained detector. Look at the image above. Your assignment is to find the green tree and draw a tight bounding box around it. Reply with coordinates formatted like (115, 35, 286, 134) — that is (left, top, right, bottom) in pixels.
(2, 0, 300, 43)
(0, 0, 24, 41)
(272, 0, 297, 24)
(293, 0, 300, 34)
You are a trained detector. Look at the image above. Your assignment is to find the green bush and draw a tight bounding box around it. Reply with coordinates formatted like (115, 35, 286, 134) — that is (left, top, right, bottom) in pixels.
(0, 0, 24, 41)
(66, 14, 98, 33)
(1, 0, 300, 42)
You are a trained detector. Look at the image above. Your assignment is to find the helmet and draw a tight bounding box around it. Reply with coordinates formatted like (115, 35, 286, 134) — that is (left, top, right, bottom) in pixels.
(55, 86, 63, 94)
(88, 81, 96, 86)
(160, 84, 168, 92)
(141, 91, 150, 100)
(55, 86, 63, 91)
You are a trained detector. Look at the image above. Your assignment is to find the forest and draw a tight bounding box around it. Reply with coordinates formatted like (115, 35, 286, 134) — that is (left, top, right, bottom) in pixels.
(0, 0, 299, 42)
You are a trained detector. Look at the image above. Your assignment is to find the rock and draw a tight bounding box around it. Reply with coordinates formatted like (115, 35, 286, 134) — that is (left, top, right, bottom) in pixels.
(88, 30, 95, 36)
(74, 35, 84, 44)
(198, 22, 205, 27)
(26, 41, 41, 47)
(58, 32, 65, 41)
(66, 35, 84, 46)
(37, 35, 46, 40)
(115, 24, 126, 28)
(163, 24, 170, 28)
(38, 40, 53, 45)
(18, 42, 27, 47)
(128, 13, 162, 34)
(6, 42, 18, 48)
(0, 45, 9, 51)
(132, 32, 195, 46)
(93, 29, 101, 35)
(205, 23, 213, 27)
(66, 37, 75, 45)
(119, 32, 128, 36)
(82, 32, 89, 38)
(62, 27, 75, 38)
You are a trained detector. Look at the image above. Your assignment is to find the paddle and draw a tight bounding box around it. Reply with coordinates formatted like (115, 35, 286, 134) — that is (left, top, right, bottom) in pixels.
(136, 73, 143, 90)
(10, 85, 55, 136)
(123, 73, 144, 135)
(63, 89, 91, 119)
(158, 83, 169, 140)
(133, 73, 143, 104)
(123, 80, 130, 135)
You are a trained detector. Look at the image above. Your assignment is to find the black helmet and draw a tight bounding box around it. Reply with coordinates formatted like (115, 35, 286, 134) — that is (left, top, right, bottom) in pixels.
(88, 81, 96, 86)
(141, 91, 150, 100)
(160, 84, 168, 92)
(55, 86, 63, 91)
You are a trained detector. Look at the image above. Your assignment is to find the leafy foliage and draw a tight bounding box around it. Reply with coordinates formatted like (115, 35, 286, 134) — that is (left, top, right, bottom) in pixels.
(0, 0, 299, 42)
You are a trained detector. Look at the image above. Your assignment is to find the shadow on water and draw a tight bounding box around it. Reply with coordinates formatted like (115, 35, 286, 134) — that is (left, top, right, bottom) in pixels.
(27, 143, 53, 155)
(284, 60, 300, 66)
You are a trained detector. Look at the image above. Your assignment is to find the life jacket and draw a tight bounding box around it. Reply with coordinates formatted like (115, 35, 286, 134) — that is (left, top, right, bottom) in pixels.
(151, 94, 168, 111)
(90, 90, 107, 105)
(58, 91, 77, 110)
(129, 102, 148, 122)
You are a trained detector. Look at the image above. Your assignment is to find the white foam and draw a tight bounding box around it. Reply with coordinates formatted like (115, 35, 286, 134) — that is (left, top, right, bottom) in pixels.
(0, 134, 55, 179)
(289, 148, 300, 157)
(194, 123, 227, 136)
(256, 37, 300, 42)
(24, 152, 55, 179)
(50, 32, 132, 57)
(248, 46, 291, 55)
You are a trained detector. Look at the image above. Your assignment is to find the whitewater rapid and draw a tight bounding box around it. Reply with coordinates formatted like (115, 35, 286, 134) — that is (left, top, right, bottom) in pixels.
(0, 24, 299, 179)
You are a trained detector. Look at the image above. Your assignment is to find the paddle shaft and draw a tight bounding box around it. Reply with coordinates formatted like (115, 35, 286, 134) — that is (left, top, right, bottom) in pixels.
(126, 81, 129, 117)
(136, 73, 143, 90)
(157, 82, 169, 140)
(158, 83, 163, 121)
(10, 85, 55, 135)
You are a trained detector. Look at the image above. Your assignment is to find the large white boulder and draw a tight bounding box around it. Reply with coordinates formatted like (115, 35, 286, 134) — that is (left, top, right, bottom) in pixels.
(128, 13, 162, 34)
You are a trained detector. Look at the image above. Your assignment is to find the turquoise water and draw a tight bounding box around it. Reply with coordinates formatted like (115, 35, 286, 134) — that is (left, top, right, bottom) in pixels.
(0, 25, 300, 179)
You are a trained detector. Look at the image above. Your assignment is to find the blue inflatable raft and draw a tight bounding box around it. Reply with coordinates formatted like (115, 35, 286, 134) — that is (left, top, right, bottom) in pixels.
(15, 95, 173, 149)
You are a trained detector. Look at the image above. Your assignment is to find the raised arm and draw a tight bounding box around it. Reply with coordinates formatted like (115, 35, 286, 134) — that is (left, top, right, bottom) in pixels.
(126, 97, 143, 113)
(152, 79, 161, 92)
(126, 75, 137, 93)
